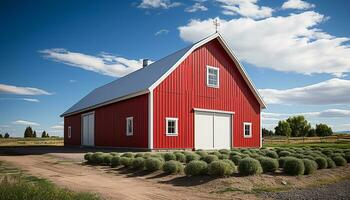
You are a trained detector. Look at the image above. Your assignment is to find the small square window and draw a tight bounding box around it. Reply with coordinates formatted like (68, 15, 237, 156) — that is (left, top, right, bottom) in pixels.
(166, 118, 178, 136)
(243, 122, 252, 138)
(126, 117, 133, 136)
(207, 66, 219, 88)
(68, 126, 72, 138)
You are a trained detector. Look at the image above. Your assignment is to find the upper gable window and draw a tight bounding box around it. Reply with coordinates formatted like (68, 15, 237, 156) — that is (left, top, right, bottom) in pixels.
(206, 65, 219, 88)
(126, 117, 133, 136)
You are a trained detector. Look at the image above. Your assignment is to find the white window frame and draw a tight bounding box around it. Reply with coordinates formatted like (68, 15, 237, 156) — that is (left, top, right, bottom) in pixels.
(243, 122, 252, 138)
(126, 117, 133, 136)
(165, 117, 178, 136)
(206, 65, 220, 88)
(68, 126, 72, 138)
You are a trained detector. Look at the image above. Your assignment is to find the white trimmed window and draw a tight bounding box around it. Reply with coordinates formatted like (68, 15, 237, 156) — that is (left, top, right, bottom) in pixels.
(206, 65, 219, 88)
(243, 122, 252, 138)
(126, 117, 133, 136)
(166, 118, 178, 136)
(68, 126, 72, 138)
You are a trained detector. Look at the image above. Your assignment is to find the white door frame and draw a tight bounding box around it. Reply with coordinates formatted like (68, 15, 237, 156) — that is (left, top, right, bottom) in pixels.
(81, 111, 95, 146)
(193, 108, 234, 150)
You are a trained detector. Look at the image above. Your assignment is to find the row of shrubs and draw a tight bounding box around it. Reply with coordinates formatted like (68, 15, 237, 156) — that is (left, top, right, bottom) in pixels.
(84, 147, 350, 177)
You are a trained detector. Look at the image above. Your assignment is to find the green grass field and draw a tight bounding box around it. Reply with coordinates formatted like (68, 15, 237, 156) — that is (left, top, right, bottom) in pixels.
(0, 161, 99, 200)
(0, 137, 63, 147)
(263, 141, 350, 149)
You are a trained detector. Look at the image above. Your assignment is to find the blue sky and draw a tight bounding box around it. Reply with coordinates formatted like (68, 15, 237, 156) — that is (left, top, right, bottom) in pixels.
(1, 0, 350, 137)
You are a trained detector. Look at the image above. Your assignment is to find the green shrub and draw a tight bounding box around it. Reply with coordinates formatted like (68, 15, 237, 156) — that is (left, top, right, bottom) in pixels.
(134, 153, 144, 158)
(110, 152, 119, 157)
(110, 156, 120, 167)
(203, 155, 219, 163)
(303, 159, 318, 175)
(229, 151, 241, 159)
(145, 158, 163, 172)
(332, 156, 347, 166)
(343, 153, 350, 163)
(322, 149, 333, 157)
(91, 152, 104, 164)
(174, 152, 186, 163)
(120, 157, 133, 167)
(219, 149, 230, 155)
(132, 157, 145, 169)
(184, 160, 208, 176)
(279, 151, 291, 157)
(164, 153, 177, 161)
(211, 151, 222, 157)
(326, 158, 336, 168)
(315, 157, 328, 169)
(163, 160, 183, 174)
(283, 158, 304, 176)
(121, 152, 133, 158)
(102, 154, 113, 165)
(208, 160, 235, 176)
(278, 157, 295, 168)
(218, 154, 229, 160)
(231, 155, 241, 165)
(266, 151, 278, 159)
(84, 152, 93, 163)
(185, 153, 200, 163)
(238, 158, 263, 176)
(259, 157, 279, 173)
(195, 151, 208, 158)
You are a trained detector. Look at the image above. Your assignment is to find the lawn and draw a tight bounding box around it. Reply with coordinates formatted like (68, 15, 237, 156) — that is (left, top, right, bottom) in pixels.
(0, 137, 63, 147)
(0, 161, 99, 200)
(264, 141, 350, 149)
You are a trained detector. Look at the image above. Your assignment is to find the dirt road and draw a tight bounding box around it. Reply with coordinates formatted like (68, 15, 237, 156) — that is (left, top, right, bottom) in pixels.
(0, 154, 217, 200)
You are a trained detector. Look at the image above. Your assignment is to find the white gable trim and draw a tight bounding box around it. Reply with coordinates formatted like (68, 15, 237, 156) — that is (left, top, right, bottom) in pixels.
(148, 33, 266, 109)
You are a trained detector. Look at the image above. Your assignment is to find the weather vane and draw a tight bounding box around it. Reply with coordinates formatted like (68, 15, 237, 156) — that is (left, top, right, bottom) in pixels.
(213, 18, 220, 33)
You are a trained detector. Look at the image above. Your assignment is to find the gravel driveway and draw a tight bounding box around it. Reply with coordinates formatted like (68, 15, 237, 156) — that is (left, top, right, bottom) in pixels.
(262, 180, 350, 200)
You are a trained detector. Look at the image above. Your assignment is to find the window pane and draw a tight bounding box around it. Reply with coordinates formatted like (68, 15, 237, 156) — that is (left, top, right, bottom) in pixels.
(167, 120, 177, 134)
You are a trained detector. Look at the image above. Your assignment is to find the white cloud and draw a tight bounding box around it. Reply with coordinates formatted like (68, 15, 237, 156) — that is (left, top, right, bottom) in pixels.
(40, 49, 148, 77)
(259, 78, 350, 105)
(178, 12, 350, 77)
(138, 0, 181, 9)
(0, 98, 39, 102)
(50, 125, 63, 130)
(0, 84, 51, 95)
(13, 120, 40, 126)
(263, 109, 350, 119)
(185, 2, 208, 12)
(282, 0, 315, 10)
(155, 29, 169, 36)
(333, 124, 350, 132)
(69, 79, 77, 83)
(217, 0, 273, 19)
(0, 125, 10, 128)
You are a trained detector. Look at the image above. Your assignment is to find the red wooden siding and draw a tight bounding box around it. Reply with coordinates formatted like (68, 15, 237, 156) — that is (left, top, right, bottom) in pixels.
(64, 94, 148, 148)
(64, 114, 81, 145)
(153, 38, 261, 149)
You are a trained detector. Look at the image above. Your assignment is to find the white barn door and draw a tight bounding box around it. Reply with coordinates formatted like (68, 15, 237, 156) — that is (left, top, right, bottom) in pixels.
(195, 111, 231, 150)
(82, 112, 95, 146)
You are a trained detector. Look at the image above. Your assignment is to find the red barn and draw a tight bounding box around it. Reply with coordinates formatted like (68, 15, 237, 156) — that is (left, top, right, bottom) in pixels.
(61, 33, 266, 150)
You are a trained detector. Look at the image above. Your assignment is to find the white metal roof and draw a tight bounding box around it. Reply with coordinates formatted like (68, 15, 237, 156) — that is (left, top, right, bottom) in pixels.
(61, 33, 266, 117)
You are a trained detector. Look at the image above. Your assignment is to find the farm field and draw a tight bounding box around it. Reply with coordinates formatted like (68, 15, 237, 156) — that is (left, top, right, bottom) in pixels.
(0, 138, 63, 147)
(0, 144, 350, 200)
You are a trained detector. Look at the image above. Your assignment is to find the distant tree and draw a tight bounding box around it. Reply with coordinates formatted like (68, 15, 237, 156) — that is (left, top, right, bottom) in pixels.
(286, 116, 311, 137)
(315, 124, 333, 137)
(41, 131, 47, 138)
(4, 133, 10, 138)
(24, 126, 34, 138)
(307, 128, 317, 137)
(33, 131, 37, 138)
(275, 120, 292, 137)
(262, 128, 274, 137)
(0, 134, 3, 138)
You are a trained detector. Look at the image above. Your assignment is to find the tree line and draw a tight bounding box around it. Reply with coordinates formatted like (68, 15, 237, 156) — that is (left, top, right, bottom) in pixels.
(0, 133, 10, 138)
(24, 126, 50, 138)
(263, 115, 333, 137)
